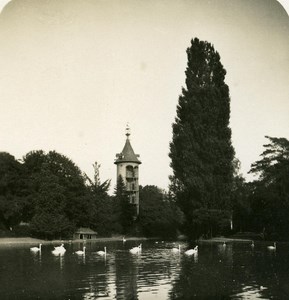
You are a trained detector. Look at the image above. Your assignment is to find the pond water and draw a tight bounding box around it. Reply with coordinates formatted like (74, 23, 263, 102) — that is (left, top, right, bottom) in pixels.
(1, 239, 289, 299)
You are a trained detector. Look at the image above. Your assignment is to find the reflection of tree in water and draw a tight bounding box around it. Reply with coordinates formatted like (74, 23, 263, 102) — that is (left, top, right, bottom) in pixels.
(169, 244, 235, 299)
(170, 254, 230, 299)
(169, 243, 289, 299)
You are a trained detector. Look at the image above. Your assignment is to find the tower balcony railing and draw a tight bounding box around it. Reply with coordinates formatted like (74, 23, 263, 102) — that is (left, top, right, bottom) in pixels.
(126, 173, 138, 179)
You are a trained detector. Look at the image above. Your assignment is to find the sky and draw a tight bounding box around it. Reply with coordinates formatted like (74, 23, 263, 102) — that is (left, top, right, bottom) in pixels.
(0, 0, 288, 193)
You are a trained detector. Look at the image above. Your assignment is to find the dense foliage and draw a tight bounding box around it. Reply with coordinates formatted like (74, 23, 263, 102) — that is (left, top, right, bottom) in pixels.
(0, 150, 181, 239)
(139, 185, 183, 238)
(169, 38, 235, 239)
(248, 136, 289, 240)
(23, 150, 87, 239)
(0, 152, 27, 230)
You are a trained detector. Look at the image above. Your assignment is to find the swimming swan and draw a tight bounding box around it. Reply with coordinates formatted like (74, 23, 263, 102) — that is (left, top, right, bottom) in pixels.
(30, 244, 42, 252)
(267, 242, 276, 250)
(75, 246, 86, 255)
(185, 246, 198, 256)
(130, 244, 142, 254)
(172, 244, 181, 253)
(52, 244, 66, 255)
(97, 247, 107, 256)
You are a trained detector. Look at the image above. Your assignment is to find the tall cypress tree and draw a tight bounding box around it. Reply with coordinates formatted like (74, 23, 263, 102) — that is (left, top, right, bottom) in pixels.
(169, 38, 235, 238)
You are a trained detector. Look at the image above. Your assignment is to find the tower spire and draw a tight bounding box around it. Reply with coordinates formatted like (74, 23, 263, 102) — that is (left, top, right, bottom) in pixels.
(125, 123, 131, 139)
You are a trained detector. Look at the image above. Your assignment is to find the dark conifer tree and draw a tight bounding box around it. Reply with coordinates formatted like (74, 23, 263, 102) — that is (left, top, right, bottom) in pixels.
(169, 38, 235, 238)
(114, 175, 134, 234)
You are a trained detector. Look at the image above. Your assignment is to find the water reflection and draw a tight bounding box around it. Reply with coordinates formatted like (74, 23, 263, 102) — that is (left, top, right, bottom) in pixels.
(1, 241, 289, 299)
(30, 249, 42, 265)
(52, 252, 65, 269)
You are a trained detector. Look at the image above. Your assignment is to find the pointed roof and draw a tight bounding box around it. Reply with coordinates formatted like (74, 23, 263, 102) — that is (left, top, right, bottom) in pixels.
(115, 128, 141, 164)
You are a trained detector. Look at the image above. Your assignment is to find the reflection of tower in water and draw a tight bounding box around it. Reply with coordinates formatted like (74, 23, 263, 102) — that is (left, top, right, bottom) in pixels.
(114, 249, 139, 299)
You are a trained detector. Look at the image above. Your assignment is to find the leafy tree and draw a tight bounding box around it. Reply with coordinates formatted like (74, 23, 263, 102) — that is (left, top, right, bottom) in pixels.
(139, 185, 183, 238)
(28, 161, 74, 239)
(169, 38, 235, 239)
(0, 152, 27, 230)
(249, 136, 289, 190)
(23, 150, 87, 238)
(249, 136, 289, 239)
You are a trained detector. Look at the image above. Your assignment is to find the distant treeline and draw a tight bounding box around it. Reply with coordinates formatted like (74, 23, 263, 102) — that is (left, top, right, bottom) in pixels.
(0, 150, 182, 239)
(0, 134, 288, 241)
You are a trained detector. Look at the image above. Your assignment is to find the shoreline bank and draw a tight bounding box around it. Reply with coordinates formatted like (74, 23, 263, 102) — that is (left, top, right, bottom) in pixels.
(0, 236, 148, 246)
(0, 236, 254, 246)
(198, 237, 252, 243)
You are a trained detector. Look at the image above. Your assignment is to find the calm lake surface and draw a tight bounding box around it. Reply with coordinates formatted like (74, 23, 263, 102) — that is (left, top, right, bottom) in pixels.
(1, 239, 289, 299)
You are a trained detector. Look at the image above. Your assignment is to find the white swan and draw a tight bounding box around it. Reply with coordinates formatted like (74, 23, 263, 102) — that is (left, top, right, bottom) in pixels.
(223, 242, 226, 247)
(251, 241, 255, 248)
(129, 244, 142, 254)
(30, 243, 42, 252)
(267, 242, 276, 250)
(75, 246, 86, 255)
(52, 244, 66, 255)
(185, 246, 198, 256)
(172, 244, 181, 253)
(97, 247, 107, 256)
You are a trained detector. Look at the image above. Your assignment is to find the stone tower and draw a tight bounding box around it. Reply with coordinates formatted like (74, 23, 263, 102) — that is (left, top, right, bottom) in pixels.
(114, 125, 141, 216)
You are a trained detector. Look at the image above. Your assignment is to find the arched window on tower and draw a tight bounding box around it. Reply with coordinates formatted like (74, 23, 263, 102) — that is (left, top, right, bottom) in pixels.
(133, 166, 138, 177)
(126, 165, 134, 178)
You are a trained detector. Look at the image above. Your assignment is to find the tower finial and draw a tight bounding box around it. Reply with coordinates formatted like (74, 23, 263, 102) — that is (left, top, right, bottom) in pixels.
(125, 123, 131, 139)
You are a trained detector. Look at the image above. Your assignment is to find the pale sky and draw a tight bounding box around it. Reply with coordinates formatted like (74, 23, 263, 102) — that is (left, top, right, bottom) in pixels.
(0, 0, 288, 193)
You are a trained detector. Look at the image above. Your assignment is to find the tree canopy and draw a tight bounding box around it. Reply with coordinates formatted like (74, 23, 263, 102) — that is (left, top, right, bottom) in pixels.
(22, 150, 87, 238)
